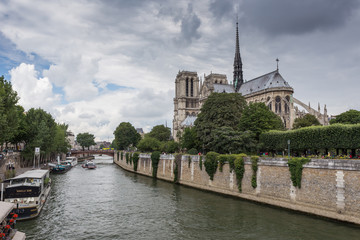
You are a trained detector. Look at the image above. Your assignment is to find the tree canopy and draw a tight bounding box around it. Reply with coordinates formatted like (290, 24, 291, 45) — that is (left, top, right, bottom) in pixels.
(293, 114, 321, 129)
(137, 136, 161, 152)
(238, 102, 284, 139)
(330, 109, 360, 125)
(76, 132, 96, 150)
(147, 125, 171, 142)
(113, 122, 141, 150)
(194, 92, 246, 152)
(0, 75, 20, 147)
(180, 127, 199, 151)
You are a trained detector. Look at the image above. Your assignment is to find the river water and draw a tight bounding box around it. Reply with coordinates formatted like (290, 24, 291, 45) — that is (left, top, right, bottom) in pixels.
(17, 155, 360, 240)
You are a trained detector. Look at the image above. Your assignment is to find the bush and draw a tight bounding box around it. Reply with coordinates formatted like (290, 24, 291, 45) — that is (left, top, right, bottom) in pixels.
(187, 148, 198, 155)
(217, 155, 228, 172)
(133, 152, 140, 171)
(251, 156, 259, 188)
(288, 157, 310, 188)
(151, 151, 161, 178)
(204, 152, 219, 180)
(234, 153, 247, 192)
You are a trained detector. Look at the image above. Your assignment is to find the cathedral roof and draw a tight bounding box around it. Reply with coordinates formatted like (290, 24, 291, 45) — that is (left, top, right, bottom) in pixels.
(213, 84, 235, 93)
(238, 70, 292, 96)
(181, 115, 197, 127)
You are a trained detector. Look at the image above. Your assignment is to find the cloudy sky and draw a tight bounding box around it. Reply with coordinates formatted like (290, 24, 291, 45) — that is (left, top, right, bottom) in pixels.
(1, 0, 360, 141)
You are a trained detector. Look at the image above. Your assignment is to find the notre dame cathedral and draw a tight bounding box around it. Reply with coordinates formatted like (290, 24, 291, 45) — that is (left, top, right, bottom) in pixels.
(172, 22, 329, 141)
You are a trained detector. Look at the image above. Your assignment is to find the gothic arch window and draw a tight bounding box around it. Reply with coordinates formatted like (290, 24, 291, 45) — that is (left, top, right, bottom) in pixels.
(215, 80, 218, 84)
(275, 96, 281, 113)
(186, 78, 189, 97)
(268, 102, 272, 111)
(190, 78, 194, 97)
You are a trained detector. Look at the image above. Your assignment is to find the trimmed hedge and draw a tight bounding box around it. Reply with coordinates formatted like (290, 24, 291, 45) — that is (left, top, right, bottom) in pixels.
(259, 124, 360, 153)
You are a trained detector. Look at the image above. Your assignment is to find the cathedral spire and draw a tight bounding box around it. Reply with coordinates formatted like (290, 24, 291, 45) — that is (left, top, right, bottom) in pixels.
(233, 21, 243, 92)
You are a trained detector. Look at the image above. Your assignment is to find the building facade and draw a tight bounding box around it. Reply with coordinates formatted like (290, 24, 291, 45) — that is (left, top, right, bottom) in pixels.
(172, 23, 329, 141)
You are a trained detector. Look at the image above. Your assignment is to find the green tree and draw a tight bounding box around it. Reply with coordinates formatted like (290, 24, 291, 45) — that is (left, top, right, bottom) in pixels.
(180, 127, 199, 151)
(137, 136, 161, 152)
(293, 114, 321, 129)
(330, 109, 360, 125)
(161, 140, 180, 153)
(239, 102, 284, 140)
(0, 75, 20, 148)
(76, 132, 96, 150)
(10, 105, 27, 149)
(194, 92, 246, 152)
(22, 108, 57, 162)
(148, 125, 171, 142)
(53, 123, 71, 154)
(113, 122, 141, 150)
(208, 126, 256, 154)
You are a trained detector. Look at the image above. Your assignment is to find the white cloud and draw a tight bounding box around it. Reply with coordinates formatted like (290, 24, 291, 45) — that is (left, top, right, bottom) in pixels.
(10, 63, 60, 111)
(1, 0, 360, 141)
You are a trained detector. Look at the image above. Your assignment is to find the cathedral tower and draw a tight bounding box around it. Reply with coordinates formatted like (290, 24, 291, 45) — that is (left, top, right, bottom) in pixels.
(233, 21, 243, 92)
(172, 71, 200, 141)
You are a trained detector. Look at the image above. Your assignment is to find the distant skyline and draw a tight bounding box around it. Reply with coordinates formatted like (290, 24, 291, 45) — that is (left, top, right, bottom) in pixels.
(1, 0, 360, 141)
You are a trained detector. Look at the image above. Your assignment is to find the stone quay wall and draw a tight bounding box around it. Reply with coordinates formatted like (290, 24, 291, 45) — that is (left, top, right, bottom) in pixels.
(114, 152, 360, 225)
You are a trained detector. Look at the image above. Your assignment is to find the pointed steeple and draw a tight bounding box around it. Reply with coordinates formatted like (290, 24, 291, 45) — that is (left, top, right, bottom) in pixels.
(233, 21, 243, 92)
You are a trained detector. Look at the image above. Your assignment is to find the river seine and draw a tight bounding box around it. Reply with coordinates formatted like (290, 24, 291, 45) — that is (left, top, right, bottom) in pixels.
(17, 155, 360, 239)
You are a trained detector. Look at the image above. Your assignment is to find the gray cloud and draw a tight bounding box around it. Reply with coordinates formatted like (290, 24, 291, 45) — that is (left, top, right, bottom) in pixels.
(241, 0, 359, 35)
(175, 3, 202, 47)
(209, 0, 235, 21)
(79, 113, 95, 119)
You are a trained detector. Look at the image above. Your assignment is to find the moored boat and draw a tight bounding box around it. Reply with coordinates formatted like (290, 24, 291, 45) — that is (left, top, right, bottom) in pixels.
(64, 156, 78, 167)
(82, 161, 96, 169)
(2, 169, 51, 220)
(0, 202, 26, 239)
(49, 162, 72, 174)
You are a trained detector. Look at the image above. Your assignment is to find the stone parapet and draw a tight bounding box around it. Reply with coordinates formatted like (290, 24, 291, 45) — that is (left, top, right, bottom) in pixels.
(114, 152, 360, 225)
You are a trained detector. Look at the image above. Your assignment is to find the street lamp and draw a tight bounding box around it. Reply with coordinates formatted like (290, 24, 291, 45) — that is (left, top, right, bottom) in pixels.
(288, 140, 291, 159)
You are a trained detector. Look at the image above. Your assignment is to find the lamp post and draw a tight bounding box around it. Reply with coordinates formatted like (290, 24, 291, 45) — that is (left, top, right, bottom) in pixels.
(288, 140, 291, 159)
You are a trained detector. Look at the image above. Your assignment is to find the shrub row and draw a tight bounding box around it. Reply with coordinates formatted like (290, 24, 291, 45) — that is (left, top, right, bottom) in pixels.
(260, 124, 360, 152)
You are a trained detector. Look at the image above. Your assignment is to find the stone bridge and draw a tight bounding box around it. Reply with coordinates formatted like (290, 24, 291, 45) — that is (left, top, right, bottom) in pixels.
(70, 150, 114, 157)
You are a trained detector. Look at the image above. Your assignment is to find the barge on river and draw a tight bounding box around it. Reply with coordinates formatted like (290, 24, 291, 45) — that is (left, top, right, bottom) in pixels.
(2, 169, 51, 220)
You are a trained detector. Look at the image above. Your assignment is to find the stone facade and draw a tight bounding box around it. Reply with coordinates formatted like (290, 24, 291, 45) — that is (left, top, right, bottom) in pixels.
(114, 152, 360, 225)
(172, 23, 329, 141)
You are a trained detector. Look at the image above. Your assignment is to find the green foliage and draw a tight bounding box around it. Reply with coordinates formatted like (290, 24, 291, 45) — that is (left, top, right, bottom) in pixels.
(44, 177, 50, 185)
(227, 155, 236, 172)
(117, 151, 119, 161)
(173, 162, 179, 183)
(137, 136, 161, 152)
(5, 169, 16, 179)
(161, 140, 180, 153)
(121, 151, 123, 160)
(151, 151, 161, 178)
(125, 152, 130, 164)
(207, 126, 257, 154)
(188, 156, 191, 168)
(76, 132, 96, 150)
(194, 93, 246, 152)
(53, 124, 71, 153)
(239, 102, 284, 140)
(174, 154, 182, 183)
(293, 114, 321, 129)
(113, 122, 141, 150)
(330, 110, 360, 125)
(260, 124, 360, 153)
(288, 158, 310, 188)
(217, 155, 228, 172)
(204, 152, 219, 180)
(0, 76, 19, 147)
(251, 156, 259, 189)
(133, 152, 140, 171)
(187, 148, 198, 155)
(180, 127, 199, 151)
(21, 108, 57, 161)
(199, 155, 203, 170)
(234, 153, 247, 192)
(148, 125, 171, 142)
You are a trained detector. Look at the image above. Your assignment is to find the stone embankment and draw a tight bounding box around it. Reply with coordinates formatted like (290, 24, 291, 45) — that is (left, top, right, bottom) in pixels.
(114, 152, 360, 225)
